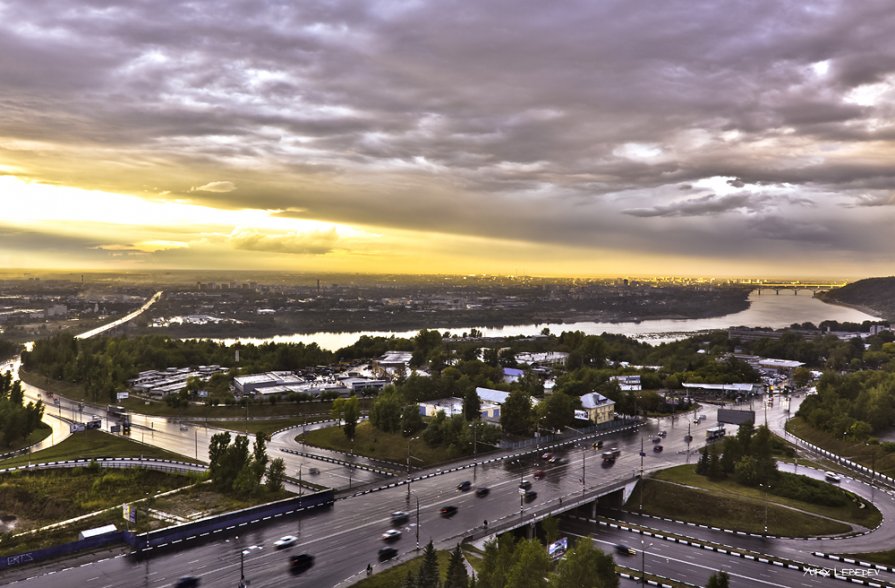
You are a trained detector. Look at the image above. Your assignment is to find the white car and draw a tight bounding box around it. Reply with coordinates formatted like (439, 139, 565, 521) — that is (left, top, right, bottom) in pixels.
(825, 471, 842, 483)
(382, 529, 402, 542)
(274, 535, 298, 549)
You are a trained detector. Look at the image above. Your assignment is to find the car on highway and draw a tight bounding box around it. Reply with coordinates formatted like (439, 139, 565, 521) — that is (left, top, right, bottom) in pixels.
(457, 480, 472, 491)
(289, 553, 315, 574)
(475, 487, 490, 497)
(541, 452, 554, 461)
(382, 529, 402, 542)
(378, 547, 398, 562)
(658, 430, 667, 438)
(653, 444, 663, 453)
(391, 511, 409, 525)
(308, 467, 320, 475)
(651, 436, 661, 443)
(440, 505, 459, 518)
(825, 471, 842, 483)
(615, 544, 637, 556)
(274, 535, 298, 549)
(519, 479, 532, 490)
(524, 490, 537, 502)
(533, 469, 546, 480)
(174, 577, 200, 588)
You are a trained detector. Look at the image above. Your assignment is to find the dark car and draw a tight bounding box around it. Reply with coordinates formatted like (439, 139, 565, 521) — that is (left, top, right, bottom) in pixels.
(174, 577, 200, 588)
(651, 436, 661, 444)
(615, 544, 637, 556)
(457, 480, 472, 491)
(601, 459, 614, 468)
(390, 511, 409, 526)
(475, 487, 490, 497)
(289, 553, 315, 574)
(519, 479, 532, 490)
(378, 547, 398, 562)
(653, 444, 663, 453)
(440, 505, 458, 518)
(524, 490, 538, 502)
(533, 469, 546, 480)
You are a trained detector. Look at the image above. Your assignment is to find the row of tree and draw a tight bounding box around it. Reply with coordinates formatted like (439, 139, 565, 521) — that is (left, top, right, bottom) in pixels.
(207, 431, 286, 496)
(0, 371, 45, 448)
(797, 369, 895, 439)
(696, 424, 777, 486)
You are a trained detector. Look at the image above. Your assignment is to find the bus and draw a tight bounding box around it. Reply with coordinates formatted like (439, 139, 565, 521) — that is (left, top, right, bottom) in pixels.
(706, 426, 726, 441)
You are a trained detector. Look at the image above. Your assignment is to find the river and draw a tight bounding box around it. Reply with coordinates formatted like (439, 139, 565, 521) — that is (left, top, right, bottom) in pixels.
(216, 290, 881, 351)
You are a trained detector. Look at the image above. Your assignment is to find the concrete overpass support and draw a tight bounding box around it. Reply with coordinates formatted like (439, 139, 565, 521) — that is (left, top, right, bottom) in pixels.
(621, 479, 639, 505)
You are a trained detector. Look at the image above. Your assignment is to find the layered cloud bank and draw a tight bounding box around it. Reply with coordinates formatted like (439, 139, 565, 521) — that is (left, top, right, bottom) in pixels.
(1, 1, 894, 276)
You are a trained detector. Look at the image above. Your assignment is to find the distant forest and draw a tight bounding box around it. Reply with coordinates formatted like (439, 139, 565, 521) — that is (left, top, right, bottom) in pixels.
(818, 276, 895, 320)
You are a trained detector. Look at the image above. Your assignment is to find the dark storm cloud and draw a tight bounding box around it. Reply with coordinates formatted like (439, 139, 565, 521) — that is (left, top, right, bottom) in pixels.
(3, 0, 895, 267)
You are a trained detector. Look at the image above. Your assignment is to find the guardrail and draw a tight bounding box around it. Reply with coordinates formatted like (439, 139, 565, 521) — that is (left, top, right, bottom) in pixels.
(0, 457, 208, 476)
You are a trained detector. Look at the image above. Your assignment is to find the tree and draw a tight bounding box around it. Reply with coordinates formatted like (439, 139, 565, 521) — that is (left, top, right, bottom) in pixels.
(332, 395, 360, 439)
(265, 457, 286, 492)
(371, 386, 404, 433)
(540, 516, 560, 545)
(478, 535, 517, 588)
(463, 387, 482, 421)
(504, 538, 550, 588)
(252, 431, 270, 484)
(417, 540, 440, 588)
(538, 392, 578, 431)
(552, 538, 618, 588)
(402, 403, 424, 436)
(445, 545, 469, 588)
(706, 570, 730, 588)
(501, 390, 534, 436)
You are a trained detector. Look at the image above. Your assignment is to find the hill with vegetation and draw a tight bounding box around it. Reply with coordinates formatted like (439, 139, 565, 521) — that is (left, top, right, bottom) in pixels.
(818, 277, 895, 320)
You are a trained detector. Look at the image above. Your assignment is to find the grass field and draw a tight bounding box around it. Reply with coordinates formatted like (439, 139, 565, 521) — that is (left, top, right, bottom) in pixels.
(299, 422, 474, 468)
(3, 423, 53, 453)
(628, 465, 873, 537)
(0, 468, 198, 555)
(787, 417, 895, 479)
(353, 549, 452, 588)
(0, 429, 203, 468)
(838, 550, 895, 567)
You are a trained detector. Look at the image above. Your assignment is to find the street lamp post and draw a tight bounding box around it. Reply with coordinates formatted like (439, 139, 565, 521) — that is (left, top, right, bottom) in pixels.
(759, 483, 770, 536)
(408, 489, 421, 550)
(406, 436, 420, 502)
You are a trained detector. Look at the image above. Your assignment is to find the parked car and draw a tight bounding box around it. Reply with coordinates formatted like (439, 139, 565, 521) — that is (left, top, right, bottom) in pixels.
(390, 511, 409, 526)
(440, 505, 458, 518)
(289, 553, 315, 574)
(378, 547, 398, 562)
(381, 529, 402, 542)
(475, 487, 490, 497)
(274, 535, 298, 549)
(174, 577, 200, 588)
(825, 471, 842, 483)
(457, 480, 472, 491)
(519, 479, 532, 490)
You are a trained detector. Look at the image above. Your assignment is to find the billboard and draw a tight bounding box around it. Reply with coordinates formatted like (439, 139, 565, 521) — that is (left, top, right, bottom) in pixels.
(122, 504, 136, 524)
(574, 409, 589, 421)
(717, 409, 755, 426)
(547, 537, 568, 561)
(116, 391, 129, 400)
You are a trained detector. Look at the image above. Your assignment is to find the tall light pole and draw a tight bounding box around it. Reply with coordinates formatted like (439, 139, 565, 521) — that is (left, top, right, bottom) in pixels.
(581, 442, 586, 494)
(759, 483, 770, 536)
(408, 489, 421, 550)
(298, 465, 303, 536)
(406, 436, 420, 502)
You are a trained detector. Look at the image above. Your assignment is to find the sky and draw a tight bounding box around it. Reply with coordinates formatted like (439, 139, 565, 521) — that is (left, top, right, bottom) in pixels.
(1, 0, 895, 278)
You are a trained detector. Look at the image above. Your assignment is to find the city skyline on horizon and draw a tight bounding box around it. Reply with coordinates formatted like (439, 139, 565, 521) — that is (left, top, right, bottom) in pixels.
(2, 2, 895, 278)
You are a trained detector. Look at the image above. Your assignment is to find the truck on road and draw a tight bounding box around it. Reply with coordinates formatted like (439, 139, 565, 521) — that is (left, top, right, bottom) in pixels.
(602, 447, 621, 462)
(706, 426, 726, 441)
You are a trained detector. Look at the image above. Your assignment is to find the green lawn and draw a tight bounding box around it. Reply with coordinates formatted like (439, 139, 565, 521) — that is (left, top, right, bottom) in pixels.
(354, 549, 452, 588)
(787, 417, 895, 479)
(0, 429, 203, 468)
(3, 423, 52, 453)
(0, 468, 198, 555)
(628, 465, 869, 537)
(298, 422, 470, 468)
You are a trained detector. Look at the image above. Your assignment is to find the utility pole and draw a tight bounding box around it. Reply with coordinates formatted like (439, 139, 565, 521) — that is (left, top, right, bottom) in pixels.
(639, 436, 645, 586)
